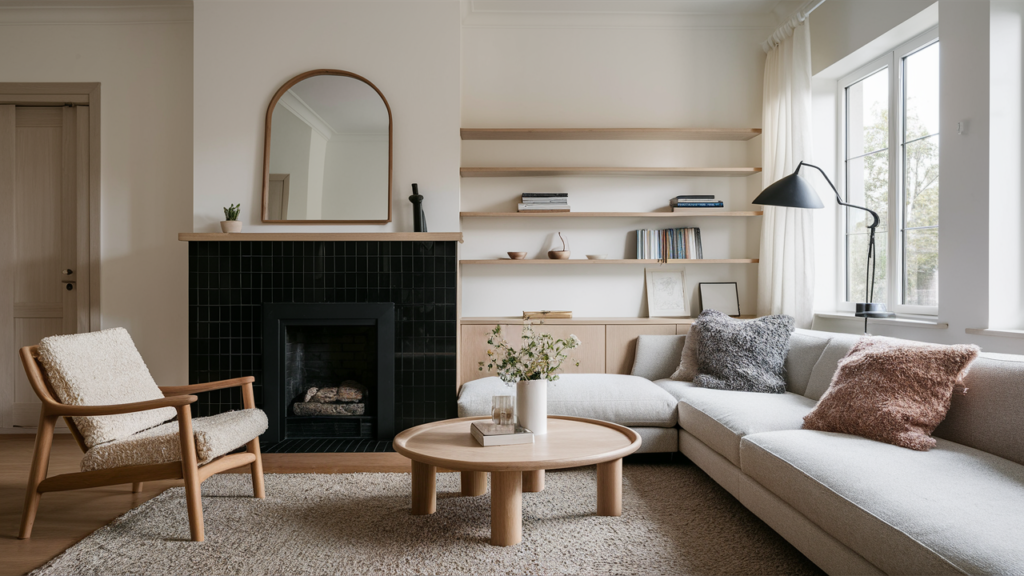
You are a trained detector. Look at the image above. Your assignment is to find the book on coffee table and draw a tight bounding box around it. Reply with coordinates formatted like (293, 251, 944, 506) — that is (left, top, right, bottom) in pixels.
(471, 421, 535, 447)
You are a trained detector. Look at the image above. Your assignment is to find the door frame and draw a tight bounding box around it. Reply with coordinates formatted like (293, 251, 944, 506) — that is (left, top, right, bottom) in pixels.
(0, 83, 101, 330)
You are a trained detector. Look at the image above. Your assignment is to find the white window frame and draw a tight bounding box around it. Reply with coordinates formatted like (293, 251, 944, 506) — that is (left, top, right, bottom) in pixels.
(836, 27, 940, 316)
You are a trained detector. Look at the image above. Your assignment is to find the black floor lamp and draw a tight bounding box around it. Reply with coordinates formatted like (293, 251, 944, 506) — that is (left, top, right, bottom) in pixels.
(752, 161, 894, 333)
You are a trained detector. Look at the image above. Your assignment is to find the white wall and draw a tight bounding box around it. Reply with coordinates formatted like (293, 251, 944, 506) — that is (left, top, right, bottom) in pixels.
(322, 134, 390, 220)
(0, 5, 193, 389)
(460, 9, 768, 317)
(269, 105, 313, 218)
(810, 0, 938, 75)
(192, 0, 461, 232)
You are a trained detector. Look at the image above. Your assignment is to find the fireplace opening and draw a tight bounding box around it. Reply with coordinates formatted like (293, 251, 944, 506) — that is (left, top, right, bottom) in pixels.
(285, 325, 376, 439)
(263, 303, 395, 445)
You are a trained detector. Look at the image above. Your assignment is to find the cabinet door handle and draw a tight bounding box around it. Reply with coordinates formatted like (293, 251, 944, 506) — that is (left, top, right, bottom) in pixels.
(62, 269, 74, 275)
(62, 281, 75, 291)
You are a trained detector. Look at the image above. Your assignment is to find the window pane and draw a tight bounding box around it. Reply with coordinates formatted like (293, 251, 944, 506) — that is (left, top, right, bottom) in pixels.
(904, 228, 939, 306)
(846, 150, 888, 234)
(847, 232, 888, 304)
(847, 68, 889, 158)
(904, 42, 940, 139)
(904, 135, 939, 229)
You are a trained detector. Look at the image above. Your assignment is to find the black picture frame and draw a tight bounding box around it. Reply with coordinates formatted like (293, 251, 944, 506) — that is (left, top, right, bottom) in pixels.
(698, 282, 741, 316)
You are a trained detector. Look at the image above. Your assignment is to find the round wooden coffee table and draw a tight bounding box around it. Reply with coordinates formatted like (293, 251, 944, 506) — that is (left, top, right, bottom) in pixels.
(393, 415, 642, 546)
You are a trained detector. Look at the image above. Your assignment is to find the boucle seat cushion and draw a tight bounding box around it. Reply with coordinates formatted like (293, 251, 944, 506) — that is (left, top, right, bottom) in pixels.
(741, 430, 1024, 575)
(458, 375, 679, 427)
(38, 328, 177, 447)
(81, 409, 268, 472)
(675, 387, 816, 466)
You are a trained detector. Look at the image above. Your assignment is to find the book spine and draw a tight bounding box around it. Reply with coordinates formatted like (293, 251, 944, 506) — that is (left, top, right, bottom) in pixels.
(671, 202, 724, 208)
(522, 193, 568, 198)
(674, 195, 715, 200)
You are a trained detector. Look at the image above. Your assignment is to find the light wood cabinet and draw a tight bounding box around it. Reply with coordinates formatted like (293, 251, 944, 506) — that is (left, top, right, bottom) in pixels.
(459, 318, 707, 388)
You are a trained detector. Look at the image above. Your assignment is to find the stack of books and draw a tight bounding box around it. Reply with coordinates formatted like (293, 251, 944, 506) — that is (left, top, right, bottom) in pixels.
(519, 193, 570, 212)
(471, 421, 535, 446)
(636, 227, 703, 260)
(672, 195, 724, 210)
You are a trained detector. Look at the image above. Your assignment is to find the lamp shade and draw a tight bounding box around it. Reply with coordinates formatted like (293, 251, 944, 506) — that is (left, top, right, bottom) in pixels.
(752, 171, 825, 209)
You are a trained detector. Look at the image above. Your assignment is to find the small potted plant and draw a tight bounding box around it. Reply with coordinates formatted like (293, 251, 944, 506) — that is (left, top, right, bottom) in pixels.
(548, 232, 570, 259)
(221, 204, 241, 233)
(478, 323, 580, 435)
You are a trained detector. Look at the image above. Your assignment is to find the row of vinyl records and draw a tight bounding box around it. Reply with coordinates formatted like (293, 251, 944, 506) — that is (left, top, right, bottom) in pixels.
(635, 227, 704, 260)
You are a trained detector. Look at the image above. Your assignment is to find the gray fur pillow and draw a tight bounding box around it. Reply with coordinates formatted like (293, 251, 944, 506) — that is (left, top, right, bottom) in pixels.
(693, 310, 795, 394)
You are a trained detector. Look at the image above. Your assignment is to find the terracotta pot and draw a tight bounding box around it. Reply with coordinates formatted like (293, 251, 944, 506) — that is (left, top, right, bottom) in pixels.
(221, 221, 242, 233)
(547, 250, 570, 260)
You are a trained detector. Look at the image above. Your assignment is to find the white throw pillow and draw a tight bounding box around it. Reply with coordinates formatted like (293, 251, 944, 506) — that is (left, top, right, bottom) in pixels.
(38, 327, 176, 447)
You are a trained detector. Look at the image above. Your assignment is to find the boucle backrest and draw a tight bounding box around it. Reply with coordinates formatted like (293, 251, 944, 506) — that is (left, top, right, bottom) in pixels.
(37, 328, 176, 447)
(933, 352, 1024, 465)
(784, 330, 832, 396)
(800, 332, 861, 400)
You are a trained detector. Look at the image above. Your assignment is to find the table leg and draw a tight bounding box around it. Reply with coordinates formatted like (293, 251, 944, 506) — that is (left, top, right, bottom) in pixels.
(523, 469, 545, 492)
(596, 458, 622, 517)
(490, 471, 522, 546)
(461, 470, 487, 496)
(411, 460, 436, 515)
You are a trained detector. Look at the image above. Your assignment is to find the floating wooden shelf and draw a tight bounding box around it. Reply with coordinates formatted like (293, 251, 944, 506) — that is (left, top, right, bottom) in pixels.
(460, 167, 761, 178)
(460, 128, 762, 141)
(459, 259, 758, 265)
(460, 211, 763, 218)
(461, 316, 757, 325)
(178, 232, 464, 242)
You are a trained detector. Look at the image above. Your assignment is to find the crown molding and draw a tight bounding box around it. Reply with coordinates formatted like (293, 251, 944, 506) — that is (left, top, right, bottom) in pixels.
(279, 91, 337, 142)
(462, 0, 781, 29)
(0, 2, 192, 25)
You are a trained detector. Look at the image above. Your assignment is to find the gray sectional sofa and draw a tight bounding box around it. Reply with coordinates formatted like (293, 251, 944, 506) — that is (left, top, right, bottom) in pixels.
(458, 328, 1024, 575)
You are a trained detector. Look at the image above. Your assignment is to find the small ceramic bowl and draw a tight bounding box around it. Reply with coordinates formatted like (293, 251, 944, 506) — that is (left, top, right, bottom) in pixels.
(507, 251, 527, 260)
(548, 250, 571, 260)
(586, 254, 607, 260)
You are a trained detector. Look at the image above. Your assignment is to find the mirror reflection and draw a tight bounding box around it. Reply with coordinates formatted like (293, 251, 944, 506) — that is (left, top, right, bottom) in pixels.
(264, 72, 391, 223)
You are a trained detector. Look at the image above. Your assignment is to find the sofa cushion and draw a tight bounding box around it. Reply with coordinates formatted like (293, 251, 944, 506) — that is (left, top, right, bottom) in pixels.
(935, 352, 1024, 466)
(802, 333, 860, 400)
(81, 408, 268, 472)
(675, 388, 817, 466)
(630, 334, 685, 381)
(693, 310, 794, 394)
(804, 336, 979, 451)
(670, 324, 700, 381)
(38, 327, 177, 448)
(784, 329, 832, 396)
(458, 375, 678, 427)
(652, 377, 697, 399)
(741, 430, 1024, 575)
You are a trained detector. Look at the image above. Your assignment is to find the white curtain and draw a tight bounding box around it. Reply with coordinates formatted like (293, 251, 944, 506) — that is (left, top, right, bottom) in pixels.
(758, 17, 815, 328)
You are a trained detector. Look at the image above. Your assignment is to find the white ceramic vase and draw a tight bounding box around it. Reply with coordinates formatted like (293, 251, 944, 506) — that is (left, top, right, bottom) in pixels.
(516, 379, 547, 435)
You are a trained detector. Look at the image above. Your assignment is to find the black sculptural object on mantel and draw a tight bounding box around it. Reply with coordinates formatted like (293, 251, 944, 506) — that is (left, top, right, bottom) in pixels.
(409, 183, 428, 233)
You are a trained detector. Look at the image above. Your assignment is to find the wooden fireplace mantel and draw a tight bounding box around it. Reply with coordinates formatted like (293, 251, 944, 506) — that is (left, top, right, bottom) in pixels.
(178, 232, 463, 242)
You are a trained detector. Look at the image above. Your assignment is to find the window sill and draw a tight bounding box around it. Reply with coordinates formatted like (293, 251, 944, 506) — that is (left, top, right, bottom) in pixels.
(814, 312, 948, 329)
(965, 328, 1024, 340)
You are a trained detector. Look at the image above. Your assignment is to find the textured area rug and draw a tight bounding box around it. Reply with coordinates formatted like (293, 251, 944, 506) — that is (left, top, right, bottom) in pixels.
(33, 464, 822, 575)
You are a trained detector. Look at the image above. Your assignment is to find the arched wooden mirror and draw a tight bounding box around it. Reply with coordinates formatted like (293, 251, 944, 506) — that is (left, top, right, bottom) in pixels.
(262, 69, 392, 223)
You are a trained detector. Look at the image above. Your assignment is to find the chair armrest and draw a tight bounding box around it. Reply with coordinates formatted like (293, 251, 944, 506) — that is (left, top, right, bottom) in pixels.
(45, 395, 197, 417)
(160, 376, 256, 396)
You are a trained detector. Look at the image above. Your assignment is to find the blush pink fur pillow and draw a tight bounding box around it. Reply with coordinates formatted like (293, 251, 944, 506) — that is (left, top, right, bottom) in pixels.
(803, 336, 980, 451)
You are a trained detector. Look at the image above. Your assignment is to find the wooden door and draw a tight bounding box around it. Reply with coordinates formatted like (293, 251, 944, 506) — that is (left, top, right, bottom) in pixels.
(267, 174, 290, 220)
(0, 105, 89, 427)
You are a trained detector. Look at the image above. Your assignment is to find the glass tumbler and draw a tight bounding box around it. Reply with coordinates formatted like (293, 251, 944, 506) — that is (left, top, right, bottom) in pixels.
(491, 395, 514, 427)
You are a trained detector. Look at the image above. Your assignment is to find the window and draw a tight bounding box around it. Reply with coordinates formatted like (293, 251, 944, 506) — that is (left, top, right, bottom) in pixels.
(839, 30, 939, 315)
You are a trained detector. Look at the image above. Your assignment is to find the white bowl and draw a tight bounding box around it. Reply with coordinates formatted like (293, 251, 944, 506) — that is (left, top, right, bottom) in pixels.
(586, 254, 607, 260)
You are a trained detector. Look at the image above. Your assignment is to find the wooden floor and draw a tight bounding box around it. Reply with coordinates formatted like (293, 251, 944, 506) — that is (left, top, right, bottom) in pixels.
(0, 434, 415, 576)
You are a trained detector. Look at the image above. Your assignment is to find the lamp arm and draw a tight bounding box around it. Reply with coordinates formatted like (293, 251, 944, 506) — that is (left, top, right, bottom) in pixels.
(795, 161, 881, 230)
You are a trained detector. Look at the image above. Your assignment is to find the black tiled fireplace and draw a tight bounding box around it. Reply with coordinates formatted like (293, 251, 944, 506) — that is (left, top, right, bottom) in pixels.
(187, 239, 459, 452)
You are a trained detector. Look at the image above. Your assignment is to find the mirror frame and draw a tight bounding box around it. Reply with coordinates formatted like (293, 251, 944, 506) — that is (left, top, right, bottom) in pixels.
(261, 69, 393, 224)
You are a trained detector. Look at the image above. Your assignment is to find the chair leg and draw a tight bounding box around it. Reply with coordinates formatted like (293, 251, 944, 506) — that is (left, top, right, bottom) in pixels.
(240, 382, 265, 499)
(176, 406, 205, 542)
(132, 482, 144, 493)
(246, 438, 265, 499)
(19, 411, 57, 539)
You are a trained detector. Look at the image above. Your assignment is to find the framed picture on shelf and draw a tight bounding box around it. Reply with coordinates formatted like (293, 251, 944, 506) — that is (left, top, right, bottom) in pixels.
(645, 269, 688, 317)
(698, 282, 740, 316)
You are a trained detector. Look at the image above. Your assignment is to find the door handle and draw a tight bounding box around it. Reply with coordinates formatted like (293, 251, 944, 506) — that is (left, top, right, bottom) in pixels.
(62, 269, 74, 275)
(62, 281, 75, 291)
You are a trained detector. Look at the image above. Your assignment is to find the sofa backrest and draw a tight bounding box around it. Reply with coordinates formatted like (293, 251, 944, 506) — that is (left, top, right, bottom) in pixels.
(933, 352, 1024, 466)
(631, 334, 686, 381)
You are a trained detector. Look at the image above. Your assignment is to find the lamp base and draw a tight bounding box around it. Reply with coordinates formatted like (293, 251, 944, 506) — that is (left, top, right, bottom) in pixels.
(855, 302, 896, 318)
